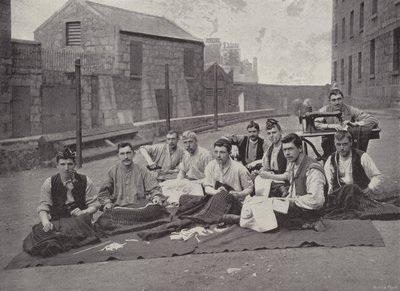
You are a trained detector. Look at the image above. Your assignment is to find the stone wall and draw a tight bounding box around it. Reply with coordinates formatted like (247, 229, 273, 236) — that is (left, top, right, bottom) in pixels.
(118, 32, 204, 119)
(332, 0, 400, 108)
(233, 83, 329, 113)
(34, 0, 116, 57)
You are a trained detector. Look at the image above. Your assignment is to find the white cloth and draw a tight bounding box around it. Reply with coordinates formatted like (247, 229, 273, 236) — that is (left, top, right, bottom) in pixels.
(160, 179, 204, 205)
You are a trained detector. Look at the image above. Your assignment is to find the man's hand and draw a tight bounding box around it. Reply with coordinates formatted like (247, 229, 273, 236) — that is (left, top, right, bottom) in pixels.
(216, 186, 229, 195)
(70, 208, 83, 216)
(329, 123, 344, 130)
(259, 170, 274, 179)
(104, 202, 114, 210)
(362, 187, 373, 198)
(343, 120, 358, 127)
(152, 196, 164, 205)
(42, 221, 53, 232)
(229, 190, 241, 198)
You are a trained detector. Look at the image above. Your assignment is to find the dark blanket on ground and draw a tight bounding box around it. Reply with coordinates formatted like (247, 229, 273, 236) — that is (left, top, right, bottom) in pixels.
(322, 184, 400, 220)
(22, 214, 99, 257)
(6, 219, 384, 269)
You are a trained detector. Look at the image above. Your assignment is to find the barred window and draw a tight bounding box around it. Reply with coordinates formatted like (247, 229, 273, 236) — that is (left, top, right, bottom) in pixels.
(359, 2, 364, 31)
(370, 39, 375, 75)
(130, 40, 143, 77)
(66, 22, 81, 46)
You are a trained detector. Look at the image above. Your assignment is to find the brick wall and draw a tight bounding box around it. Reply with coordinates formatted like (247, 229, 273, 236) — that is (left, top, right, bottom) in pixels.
(332, 0, 400, 108)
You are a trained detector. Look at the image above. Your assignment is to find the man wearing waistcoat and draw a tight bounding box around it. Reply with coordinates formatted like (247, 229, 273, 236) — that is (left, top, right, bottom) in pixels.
(261, 133, 327, 229)
(37, 148, 99, 232)
(228, 120, 269, 168)
(324, 131, 383, 197)
(253, 118, 288, 197)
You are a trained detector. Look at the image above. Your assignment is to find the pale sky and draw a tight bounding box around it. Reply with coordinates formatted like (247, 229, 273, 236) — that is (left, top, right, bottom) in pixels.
(11, 0, 333, 85)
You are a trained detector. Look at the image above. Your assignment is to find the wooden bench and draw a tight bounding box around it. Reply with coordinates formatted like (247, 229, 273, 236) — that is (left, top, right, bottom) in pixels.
(38, 124, 151, 162)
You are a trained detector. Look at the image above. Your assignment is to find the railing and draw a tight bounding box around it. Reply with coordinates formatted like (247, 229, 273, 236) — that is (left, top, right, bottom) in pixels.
(11, 42, 114, 74)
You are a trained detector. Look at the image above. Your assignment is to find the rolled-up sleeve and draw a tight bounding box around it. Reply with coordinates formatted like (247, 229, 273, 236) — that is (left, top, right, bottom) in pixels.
(239, 167, 254, 192)
(294, 168, 326, 210)
(98, 169, 115, 206)
(37, 178, 52, 213)
(143, 168, 164, 200)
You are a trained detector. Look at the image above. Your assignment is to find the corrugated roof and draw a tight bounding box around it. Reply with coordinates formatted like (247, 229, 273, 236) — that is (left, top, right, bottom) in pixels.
(85, 1, 202, 43)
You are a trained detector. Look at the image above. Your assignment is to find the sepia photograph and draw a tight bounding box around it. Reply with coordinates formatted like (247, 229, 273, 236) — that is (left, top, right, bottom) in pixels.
(0, 0, 399, 290)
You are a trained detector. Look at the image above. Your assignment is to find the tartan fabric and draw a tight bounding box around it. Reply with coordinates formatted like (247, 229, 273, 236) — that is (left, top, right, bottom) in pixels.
(323, 184, 400, 220)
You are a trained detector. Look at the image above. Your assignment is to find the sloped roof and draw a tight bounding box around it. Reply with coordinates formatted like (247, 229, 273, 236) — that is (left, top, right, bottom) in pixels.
(85, 1, 202, 43)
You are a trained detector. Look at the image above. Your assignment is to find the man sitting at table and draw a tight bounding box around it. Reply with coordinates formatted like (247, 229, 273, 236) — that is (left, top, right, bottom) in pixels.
(315, 83, 378, 159)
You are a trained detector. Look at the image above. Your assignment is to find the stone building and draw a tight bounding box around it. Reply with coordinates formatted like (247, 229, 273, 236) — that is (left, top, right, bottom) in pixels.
(332, 0, 400, 108)
(204, 38, 258, 83)
(34, 0, 204, 122)
(203, 63, 236, 114)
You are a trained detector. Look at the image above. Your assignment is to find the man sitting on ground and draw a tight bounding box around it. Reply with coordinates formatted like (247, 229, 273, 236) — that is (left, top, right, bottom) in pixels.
(315, 83, 378, 158)
(253, 118, 288, 197)
(24, 148, 100, 257)
(324, 131, 383, 197)
(177, 131, 213, 183)
(228, 120, 269, 169)
(139, 130, 185, 179)
(204, 138, 254, 200)
(98, 142, 165, 209)
(38, 148, 99, 231)
(260, 133, 327, 230)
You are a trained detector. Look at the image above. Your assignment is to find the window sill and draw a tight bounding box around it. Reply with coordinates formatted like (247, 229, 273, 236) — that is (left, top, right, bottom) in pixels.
(357, 78, 362, 83)
(359, 28, 364, 33)
(184, 76, 195, 80)
(370, 73, 375, 79)
(130, 75, 142, 80)
(350, 34, 354, 39)
(392, 70, 400, 76)
(371, 13, 377, 20)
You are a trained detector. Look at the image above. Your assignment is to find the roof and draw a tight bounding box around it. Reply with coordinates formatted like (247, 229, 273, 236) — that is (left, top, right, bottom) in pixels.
(85, 1, 202, 43)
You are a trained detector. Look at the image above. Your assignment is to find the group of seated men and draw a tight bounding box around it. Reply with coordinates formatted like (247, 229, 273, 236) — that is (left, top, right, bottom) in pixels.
(37, 84, 382, 234)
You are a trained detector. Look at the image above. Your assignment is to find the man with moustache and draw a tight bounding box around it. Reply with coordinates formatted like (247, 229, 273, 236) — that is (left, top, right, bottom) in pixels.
(139, 130, 185, 175)
(203, 138, 254, 200)
(324, 131, 383, 197)
(98, 142, 165, 210)
(229, 120, 269, 167)
(177, 131, 213, 183)
(315, 84, 378, 159)
(37, 148, 99, 232)
(260, 133, 327, 228)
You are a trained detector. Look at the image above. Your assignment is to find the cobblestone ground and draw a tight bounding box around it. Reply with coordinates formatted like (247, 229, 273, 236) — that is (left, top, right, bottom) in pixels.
(0, 111, 398, 290)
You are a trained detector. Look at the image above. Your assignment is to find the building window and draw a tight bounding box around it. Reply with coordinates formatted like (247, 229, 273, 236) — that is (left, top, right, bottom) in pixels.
(348, 55, 352, 95)
(394, 28, 400, 72)
(371, 0, 377, 17)
(333, 61, 338, 81)
(334, 23, 338, 44)
(342, 17, 346, 41)
(184, 48, 195, 77)
(370, 39, 375, 76)
(359, 2, 364, 31)
(66, 22, 81, 46)
(341, 58, 345, 84)
(358, 52, 362, 80)
(349, 11, 354, 37)
(130, 40, 143, 77)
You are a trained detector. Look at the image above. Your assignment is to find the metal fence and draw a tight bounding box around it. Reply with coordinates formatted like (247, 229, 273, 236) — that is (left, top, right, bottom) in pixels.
(12, 43, 114, 74)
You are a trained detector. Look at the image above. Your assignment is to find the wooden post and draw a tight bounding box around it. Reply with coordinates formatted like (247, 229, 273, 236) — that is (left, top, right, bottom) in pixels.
(75, 59, 82, 168)
(214, 63, 218, 131)
(165, 64, 171, 132)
